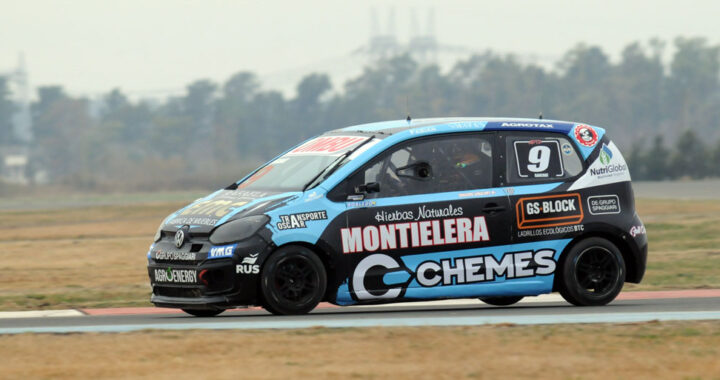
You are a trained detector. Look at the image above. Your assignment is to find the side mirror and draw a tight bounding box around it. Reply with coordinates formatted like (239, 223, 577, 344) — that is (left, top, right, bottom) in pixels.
(396, 162, 432, 181)
(354, 182, 381, 194)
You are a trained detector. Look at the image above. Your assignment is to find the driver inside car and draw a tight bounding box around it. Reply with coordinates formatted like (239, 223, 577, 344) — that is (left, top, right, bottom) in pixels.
(435, 142, 488, 190)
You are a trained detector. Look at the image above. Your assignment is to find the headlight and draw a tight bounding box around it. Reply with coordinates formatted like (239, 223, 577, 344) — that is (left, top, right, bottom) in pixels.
(209, 215, 270, 245)
(154, 226, 162, 242)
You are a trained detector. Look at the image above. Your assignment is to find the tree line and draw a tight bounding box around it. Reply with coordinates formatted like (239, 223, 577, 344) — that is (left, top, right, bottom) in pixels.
(0, 37, 719, 191)
(627, 130, 720, 180)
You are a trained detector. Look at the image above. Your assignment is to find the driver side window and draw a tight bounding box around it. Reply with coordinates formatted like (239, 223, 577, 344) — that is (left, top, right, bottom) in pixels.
(338, 133, 493, 199)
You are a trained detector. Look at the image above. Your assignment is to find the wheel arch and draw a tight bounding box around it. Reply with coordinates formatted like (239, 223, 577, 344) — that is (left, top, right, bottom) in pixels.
(267, 241, 337, 302)
(552, 231, 639, 292)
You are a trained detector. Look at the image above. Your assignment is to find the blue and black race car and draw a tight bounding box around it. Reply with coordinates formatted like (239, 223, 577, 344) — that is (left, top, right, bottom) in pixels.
(147, 118, 647, 316)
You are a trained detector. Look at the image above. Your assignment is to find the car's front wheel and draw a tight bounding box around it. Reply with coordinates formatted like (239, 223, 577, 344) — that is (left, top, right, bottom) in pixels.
(260, 245, 327, 315)
(479, 296, 524, 306)
(559, 237, 625, 306)
(181, 309, 224, 317)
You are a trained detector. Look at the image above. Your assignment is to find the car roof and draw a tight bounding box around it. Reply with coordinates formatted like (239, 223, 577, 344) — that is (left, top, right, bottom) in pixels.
(330, 117, 583, 136)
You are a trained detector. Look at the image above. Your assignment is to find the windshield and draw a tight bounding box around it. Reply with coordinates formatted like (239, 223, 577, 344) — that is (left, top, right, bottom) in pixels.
(237, 135, 374, 191)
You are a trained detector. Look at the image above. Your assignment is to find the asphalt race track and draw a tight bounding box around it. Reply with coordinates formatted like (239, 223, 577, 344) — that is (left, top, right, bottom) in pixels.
(1, 291, 719, 334)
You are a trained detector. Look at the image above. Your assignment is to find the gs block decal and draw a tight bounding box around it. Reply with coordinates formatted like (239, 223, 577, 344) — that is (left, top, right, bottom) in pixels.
(516, 193, 584, 229)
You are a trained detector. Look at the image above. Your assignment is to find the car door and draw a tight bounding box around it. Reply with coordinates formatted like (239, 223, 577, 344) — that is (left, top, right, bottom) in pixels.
(326, 132, 515, 303)
(495, 131, 589, 295)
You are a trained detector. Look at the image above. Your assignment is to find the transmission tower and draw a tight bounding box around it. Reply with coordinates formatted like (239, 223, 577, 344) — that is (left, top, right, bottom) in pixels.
(408, 8, 438, 64)
(367, 7, 400, 60)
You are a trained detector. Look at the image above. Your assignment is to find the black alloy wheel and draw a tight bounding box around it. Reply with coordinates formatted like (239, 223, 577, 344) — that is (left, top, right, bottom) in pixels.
(261, 245, 327, 315)
(559, 237, 626, 306)
(181, 308, 224, 317)
(479, 296, 524, 306)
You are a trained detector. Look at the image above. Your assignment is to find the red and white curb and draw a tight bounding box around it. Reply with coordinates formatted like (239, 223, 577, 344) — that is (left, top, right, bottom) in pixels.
(2, 289, 719, 319)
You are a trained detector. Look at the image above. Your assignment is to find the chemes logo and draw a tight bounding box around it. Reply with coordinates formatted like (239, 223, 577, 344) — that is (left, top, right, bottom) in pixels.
(341, 216, 490, 254)
(154, 268, 197, 283)
(351, 250, 556, 301)
(516, 193, 584, 229)
(276, 210, 328, 230)
(574, 125, 598, 147)
(599, 144, 613, 165)
(413, 250, 556, 287)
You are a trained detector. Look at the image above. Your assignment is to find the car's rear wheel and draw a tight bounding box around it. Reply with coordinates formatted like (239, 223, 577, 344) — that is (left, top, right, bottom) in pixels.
(479, 296, 524, 306)
(261, 245, 327, 315)
(559, 237, 625, 306)
(181, 309, 224, 317)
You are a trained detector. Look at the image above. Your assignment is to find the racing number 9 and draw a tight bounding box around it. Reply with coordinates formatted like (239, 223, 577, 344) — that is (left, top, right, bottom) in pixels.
(513, 140, 565, 179)
(527, 145, 551, 173)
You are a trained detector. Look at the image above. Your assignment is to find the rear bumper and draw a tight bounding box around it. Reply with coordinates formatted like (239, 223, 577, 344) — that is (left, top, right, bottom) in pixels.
(626, 212, 648, 283)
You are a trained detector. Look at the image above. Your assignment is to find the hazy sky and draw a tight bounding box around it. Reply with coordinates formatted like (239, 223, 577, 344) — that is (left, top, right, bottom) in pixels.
(2, 0, 719, 98)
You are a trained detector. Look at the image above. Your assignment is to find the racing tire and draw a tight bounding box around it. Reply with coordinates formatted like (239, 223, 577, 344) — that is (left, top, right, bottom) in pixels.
(181, 309, 224, 317)
(479, 296, 524, 306)
(559, 237, 626, 306)
(261, 245, 327, 315)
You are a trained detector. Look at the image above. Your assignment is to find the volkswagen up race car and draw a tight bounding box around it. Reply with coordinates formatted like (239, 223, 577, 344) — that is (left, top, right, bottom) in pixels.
(147, 118, 647, 316)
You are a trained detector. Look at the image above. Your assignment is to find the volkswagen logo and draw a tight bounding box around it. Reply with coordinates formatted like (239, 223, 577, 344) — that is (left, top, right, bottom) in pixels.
(174, 229, 185, 248)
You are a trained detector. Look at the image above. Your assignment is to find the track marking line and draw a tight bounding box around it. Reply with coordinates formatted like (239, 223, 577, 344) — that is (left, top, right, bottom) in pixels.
(0, 310, 84, 319)
(2, 311, 720, 334)
(4, 289, 720, 318)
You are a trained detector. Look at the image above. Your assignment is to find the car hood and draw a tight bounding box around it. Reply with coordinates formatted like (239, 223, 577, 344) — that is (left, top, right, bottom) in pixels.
(161, 189, 298, 234)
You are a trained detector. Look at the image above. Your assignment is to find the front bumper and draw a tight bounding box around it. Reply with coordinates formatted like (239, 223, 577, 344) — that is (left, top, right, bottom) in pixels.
(147, 234, 271, 310)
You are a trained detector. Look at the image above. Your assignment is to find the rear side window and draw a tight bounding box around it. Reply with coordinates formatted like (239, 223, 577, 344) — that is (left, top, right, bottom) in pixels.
(505, 133, 583, 184)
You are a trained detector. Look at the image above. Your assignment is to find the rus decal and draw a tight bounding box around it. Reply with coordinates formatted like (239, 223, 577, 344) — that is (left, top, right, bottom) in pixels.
(341, 216, 490, 254)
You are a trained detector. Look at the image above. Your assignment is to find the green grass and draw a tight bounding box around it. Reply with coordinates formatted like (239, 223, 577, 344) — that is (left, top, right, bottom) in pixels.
(0, 198, 719, 311)
(0, 287, 152, 310)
